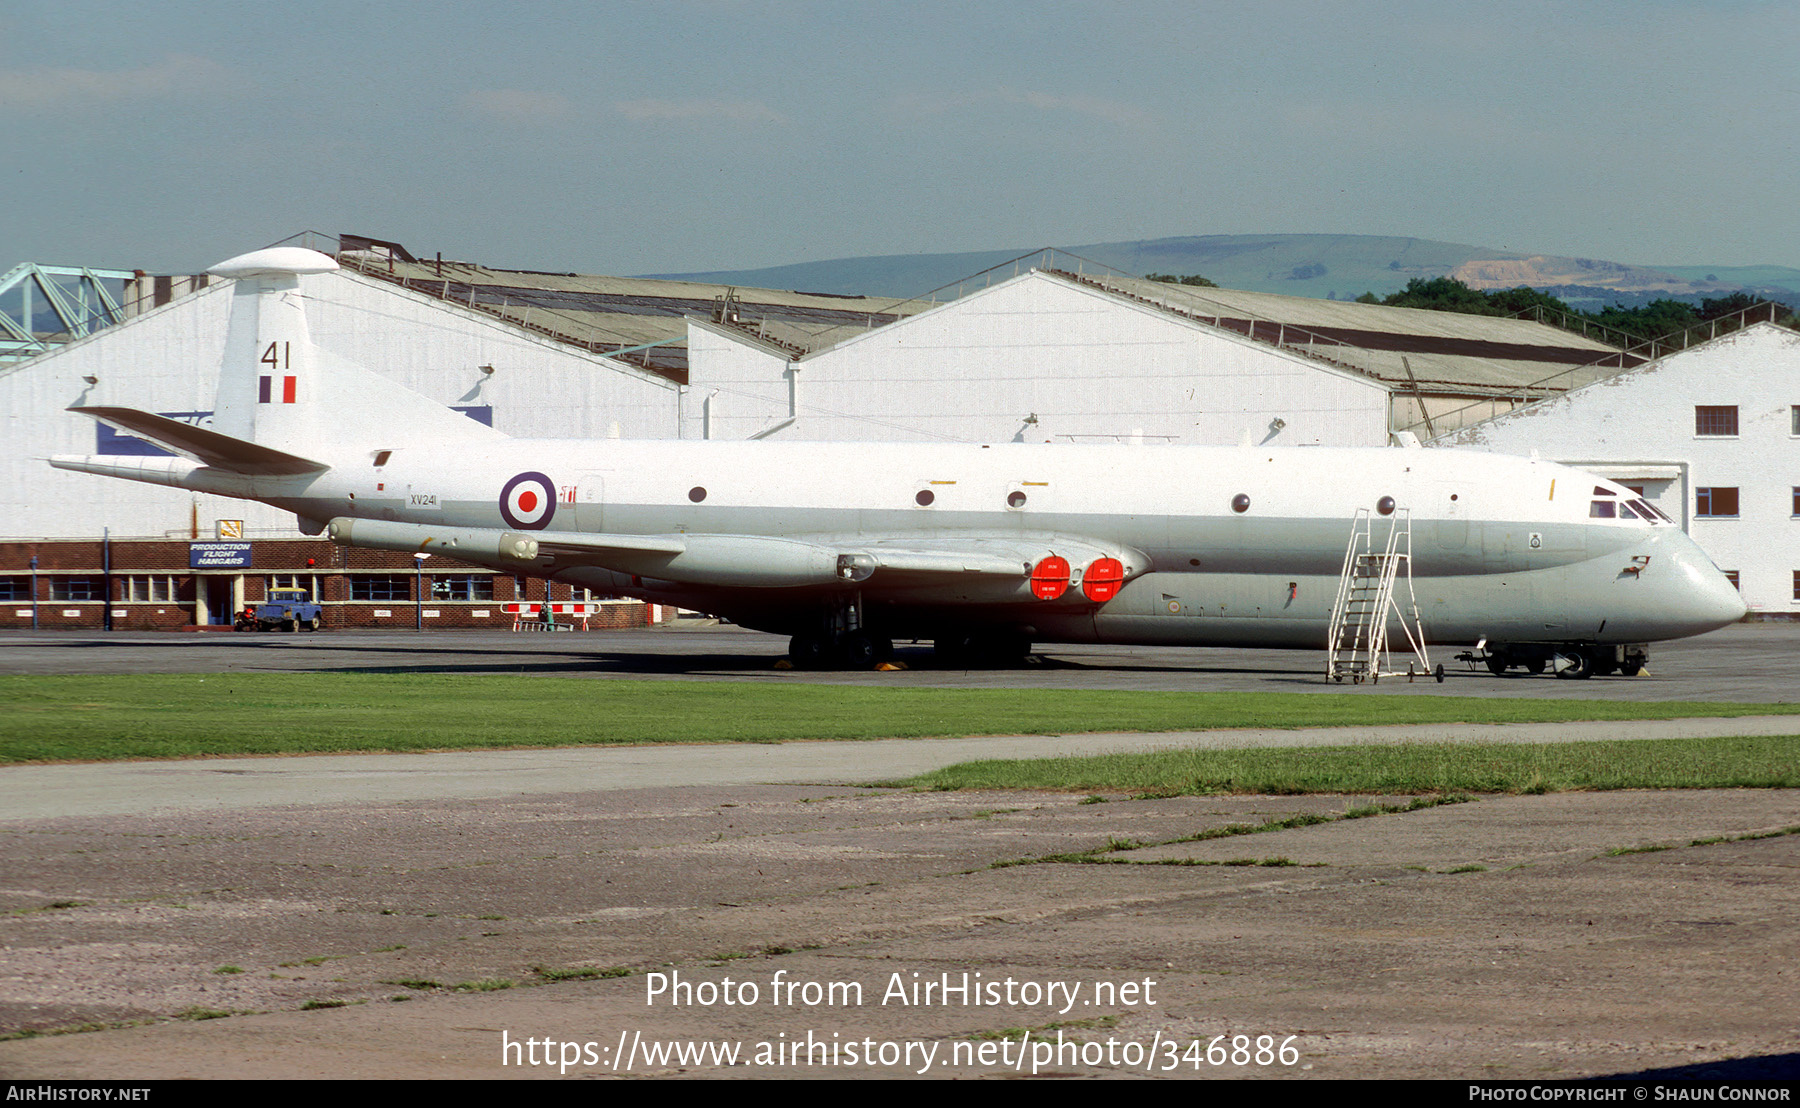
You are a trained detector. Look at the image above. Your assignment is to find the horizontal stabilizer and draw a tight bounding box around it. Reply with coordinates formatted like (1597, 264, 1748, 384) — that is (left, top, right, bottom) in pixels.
(70, 407, 328, 476)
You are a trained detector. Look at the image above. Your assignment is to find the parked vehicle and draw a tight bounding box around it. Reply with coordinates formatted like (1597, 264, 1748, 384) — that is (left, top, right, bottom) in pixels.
(235, 588, 324, 632)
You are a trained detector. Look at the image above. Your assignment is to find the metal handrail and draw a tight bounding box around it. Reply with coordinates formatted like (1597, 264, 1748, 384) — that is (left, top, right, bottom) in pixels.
(1419, 300, 1790, 439)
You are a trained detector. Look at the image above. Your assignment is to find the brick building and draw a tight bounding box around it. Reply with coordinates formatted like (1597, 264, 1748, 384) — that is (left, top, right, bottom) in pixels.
(0, 538, 655, 632)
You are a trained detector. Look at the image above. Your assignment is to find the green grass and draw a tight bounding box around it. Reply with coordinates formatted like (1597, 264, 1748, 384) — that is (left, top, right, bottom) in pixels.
(894, 735, 1800, 795)
(1, 673, 1797, 764)
(534, 965, 634, 982)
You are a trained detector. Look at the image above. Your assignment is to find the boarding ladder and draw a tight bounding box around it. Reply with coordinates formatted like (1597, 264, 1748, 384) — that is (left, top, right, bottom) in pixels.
(1326, 508, 1435, 684)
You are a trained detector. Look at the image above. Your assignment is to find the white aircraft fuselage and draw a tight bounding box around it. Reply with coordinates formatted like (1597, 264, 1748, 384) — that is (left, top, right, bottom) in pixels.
(50, 248, 1747, 673)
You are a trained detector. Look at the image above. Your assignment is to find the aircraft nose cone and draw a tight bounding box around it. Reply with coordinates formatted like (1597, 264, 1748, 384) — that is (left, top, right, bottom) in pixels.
(1697, 571, 1749, 626)
(1668, 545, 1747, 631)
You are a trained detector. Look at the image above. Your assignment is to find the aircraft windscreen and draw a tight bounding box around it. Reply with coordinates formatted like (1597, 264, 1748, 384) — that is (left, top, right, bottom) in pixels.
(1630, 498, 1674, 524)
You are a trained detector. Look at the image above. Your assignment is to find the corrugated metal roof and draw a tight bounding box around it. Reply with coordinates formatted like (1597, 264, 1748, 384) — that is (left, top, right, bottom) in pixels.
(1050, 270, 1639, 396)
(332, 243, 1644, 399)
(338, 252, 923, 382)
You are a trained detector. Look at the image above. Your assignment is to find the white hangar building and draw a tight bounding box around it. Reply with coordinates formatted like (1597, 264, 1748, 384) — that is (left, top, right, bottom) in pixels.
(682, 265, 1632, 447)
(1439, 321, 1800, 617)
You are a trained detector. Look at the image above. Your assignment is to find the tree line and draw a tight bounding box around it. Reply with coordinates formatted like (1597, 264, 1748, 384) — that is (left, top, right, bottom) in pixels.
(1353, 277, 1790, 343)
(1147, 272, 1793, 345)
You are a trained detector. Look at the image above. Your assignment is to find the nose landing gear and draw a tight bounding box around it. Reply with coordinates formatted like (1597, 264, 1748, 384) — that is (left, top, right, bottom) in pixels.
(1461, 643, 1648, 679)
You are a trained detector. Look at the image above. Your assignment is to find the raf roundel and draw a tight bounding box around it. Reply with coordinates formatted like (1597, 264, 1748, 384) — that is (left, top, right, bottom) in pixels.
(499, 471, 557, 530)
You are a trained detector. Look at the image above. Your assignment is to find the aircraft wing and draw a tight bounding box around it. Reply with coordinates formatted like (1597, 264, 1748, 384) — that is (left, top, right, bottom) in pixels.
(327, 518, 1141, 599)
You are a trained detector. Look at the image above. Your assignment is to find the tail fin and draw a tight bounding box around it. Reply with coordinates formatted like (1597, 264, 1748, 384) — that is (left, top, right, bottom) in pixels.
(206, 247, 504, 458)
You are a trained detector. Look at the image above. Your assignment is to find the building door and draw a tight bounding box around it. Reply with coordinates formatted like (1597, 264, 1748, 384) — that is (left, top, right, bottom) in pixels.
(206, 576, 235, 624)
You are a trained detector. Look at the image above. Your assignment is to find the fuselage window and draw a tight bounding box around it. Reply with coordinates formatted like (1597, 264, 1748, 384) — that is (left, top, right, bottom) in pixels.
(915, 490, 934, 507)
(1377, 496, 1396, 516)
(1007, 491, 1027, 509)
(1231, 493, 1250, 513)
(688, 486, 707, 503)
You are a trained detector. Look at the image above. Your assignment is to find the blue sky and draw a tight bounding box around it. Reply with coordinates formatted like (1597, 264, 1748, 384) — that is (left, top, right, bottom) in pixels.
(2, 1, 1795, 276)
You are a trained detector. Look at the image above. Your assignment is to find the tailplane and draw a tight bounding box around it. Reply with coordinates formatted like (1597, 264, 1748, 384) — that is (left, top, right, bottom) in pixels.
(69, 406, 326, 476)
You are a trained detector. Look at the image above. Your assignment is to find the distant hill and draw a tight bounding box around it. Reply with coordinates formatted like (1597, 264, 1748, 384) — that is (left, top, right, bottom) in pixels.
(647, 234, 1799, 310)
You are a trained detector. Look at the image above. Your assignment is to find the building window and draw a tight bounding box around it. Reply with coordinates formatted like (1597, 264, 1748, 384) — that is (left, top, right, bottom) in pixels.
(1794, 570, 1800, 601)
(0, 578, 27, 602)
(49, 576, 103, 601)
(430, 575, 493, 601)
(266, 575, 318, 600)
(1695, 406, 1738, 437)
(124, 575, 178, 602)
(1723, 571, 1740, 591)
(349, 574, 411, 601)
(1792, 405, 1799, 436)
(1793, 487, 1799, 517)
(1696, 487, 1740, 518)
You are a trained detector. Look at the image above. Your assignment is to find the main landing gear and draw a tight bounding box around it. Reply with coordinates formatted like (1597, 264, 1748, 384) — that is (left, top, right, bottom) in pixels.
(785, 593, 893, 670)
(788, 628, 893, 670)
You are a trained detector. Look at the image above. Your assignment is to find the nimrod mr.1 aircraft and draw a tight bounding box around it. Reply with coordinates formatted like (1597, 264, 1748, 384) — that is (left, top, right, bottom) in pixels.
(51, 248, 1746, 677)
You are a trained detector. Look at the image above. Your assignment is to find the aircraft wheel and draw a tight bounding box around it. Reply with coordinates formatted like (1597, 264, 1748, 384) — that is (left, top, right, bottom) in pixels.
(839, 633, 880, 669)
(1435, 664, 1445, 684)
(1554, 651, 1593, 680)
(1485, 655, 1509, 676)
(1620, 662, 1643, 677)
(1525, 658, 1546, 675)
(788, 634, 830, 670)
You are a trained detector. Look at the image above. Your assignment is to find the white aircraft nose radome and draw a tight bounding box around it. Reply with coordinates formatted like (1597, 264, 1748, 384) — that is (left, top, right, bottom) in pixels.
(207, 247, 340, 280)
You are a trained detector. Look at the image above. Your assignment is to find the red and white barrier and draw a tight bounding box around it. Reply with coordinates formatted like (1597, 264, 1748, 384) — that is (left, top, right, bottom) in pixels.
(502, 602, 602, 631)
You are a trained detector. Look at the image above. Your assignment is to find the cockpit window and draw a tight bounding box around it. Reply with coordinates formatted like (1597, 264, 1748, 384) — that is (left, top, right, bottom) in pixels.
(1589, 500, 1616, 518)
(1616, 501, 1641, 520)
(1631, 498, 1673, 524)
(1592, 486, 1615, 496)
